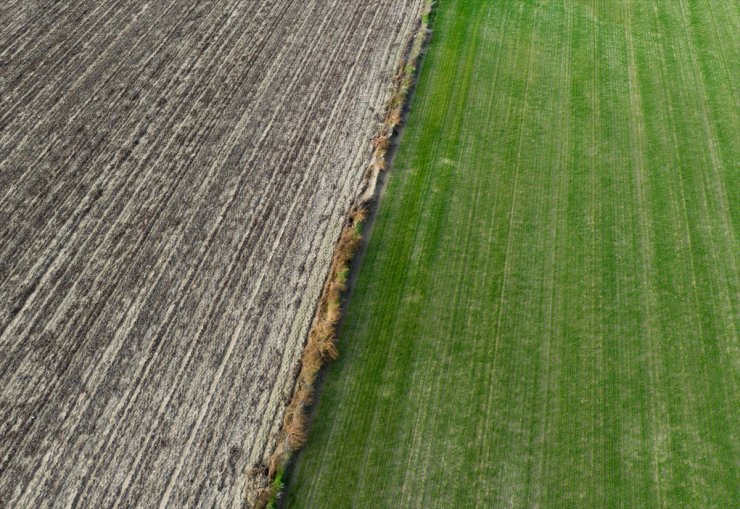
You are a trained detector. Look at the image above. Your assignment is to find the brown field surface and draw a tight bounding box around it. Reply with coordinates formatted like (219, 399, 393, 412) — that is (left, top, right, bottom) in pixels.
(0, 1, 422, 506)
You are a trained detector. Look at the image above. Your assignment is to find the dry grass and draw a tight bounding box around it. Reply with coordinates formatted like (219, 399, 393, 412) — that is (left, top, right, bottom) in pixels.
(262, 210, 363, 490)
(254, 4, 433, 507)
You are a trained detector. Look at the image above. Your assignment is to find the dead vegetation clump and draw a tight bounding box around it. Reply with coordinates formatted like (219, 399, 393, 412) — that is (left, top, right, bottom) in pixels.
(245, 465, 271, 508)
(364, 5, 430, 185)
(281, 206, 365, 446)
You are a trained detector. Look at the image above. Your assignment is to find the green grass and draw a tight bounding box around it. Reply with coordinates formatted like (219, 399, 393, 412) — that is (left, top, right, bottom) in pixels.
(267, 467, 285, 509)
(286, 0, 739, 507)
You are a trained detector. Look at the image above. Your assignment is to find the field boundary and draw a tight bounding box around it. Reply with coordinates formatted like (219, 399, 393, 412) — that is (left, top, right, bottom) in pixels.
(246, 2, 435, 507)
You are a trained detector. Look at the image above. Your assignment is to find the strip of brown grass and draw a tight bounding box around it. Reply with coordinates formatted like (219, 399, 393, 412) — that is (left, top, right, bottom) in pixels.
(250, 3, 434, 507)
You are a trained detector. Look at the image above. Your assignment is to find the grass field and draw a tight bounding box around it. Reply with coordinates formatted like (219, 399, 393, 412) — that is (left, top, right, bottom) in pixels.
(285, 0, 739, 507)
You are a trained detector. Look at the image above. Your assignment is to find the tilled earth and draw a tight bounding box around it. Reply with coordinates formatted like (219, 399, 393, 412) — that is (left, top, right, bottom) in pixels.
(0, 1, 422, 506)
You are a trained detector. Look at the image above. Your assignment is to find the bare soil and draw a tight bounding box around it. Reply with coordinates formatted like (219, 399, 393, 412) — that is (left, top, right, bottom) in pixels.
(0, 1, 423, 506)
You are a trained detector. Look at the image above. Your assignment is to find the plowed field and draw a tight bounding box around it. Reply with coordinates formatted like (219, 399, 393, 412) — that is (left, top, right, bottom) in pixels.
(0, 1, 423, 506)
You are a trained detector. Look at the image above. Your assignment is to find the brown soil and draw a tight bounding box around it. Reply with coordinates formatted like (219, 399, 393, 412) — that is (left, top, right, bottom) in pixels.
(0, 1, 424, 507)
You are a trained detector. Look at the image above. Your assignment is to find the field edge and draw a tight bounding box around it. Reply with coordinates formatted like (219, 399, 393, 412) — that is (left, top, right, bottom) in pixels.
(247, 3, 436, 507)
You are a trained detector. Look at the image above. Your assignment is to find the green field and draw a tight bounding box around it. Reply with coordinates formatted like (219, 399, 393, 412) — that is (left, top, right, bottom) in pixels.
(286, 1, 739, 507)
